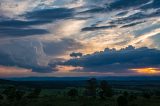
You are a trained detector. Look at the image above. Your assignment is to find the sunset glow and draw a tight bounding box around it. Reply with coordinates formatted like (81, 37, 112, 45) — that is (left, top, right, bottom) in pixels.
(131, 68, 160, 74)
(0, 65, 34, 77)
(54, 65, 83, 72)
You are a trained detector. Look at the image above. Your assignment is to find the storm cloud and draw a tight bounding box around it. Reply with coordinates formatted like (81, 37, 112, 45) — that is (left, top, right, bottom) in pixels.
(43, 38, 84, 56)
(0, 38, 83, 73)
(55, 46, 160, 73)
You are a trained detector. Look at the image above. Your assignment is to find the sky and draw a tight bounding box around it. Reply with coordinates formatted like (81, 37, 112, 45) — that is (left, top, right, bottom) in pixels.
(0, 0, 160, 77)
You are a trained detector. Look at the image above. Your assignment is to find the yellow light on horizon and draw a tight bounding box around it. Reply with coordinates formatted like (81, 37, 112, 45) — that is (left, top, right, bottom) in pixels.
(131, 68, 160, 74)
(54, 65, 83, 72)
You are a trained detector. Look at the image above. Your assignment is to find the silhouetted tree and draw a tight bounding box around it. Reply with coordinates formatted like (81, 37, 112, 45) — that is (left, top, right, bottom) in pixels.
(154, 90, 160, 97)
(142, 91, 151, 99)
(99, 80, 113, 100)
(15, 90, 25, 100)
(67, 88, 78, 99)
(129, 94, 137, 101)
(117, 95, 128, 106)
(27, 88, 41, 99)
(3, 86, 16, 101)
(123, 91, 129, 97)
(0, 94, 3, 100)
(86, 78, 97, 98)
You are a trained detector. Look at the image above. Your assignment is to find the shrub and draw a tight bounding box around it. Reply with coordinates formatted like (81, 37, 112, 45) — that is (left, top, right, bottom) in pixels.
(67, 88, 78, 98)
(117, 95, 128, 106)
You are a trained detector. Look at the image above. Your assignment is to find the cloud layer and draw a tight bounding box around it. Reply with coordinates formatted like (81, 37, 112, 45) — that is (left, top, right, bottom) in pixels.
(54, 46, 160, 74)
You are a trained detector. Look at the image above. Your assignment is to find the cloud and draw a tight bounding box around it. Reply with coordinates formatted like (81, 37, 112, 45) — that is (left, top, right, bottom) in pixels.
(108, 0, 152, 10)
(0, 20, 50, 28)
(0, 19, 49, 37)
(109, 9, 160, 26)
(140, 0, 160, 9)
(70, 52, 83, 58)
(0, 0, 55, 18)
(43, 38, 84, 56)
(0, 7, 77, 38)
(81, 25, 116, 31)
(54, 65, 83, 72)
(80, 0, 152, 14)
(25, 8, 74, 21)
(0, 40, 52, 72)
(48, 19, 86, 38)
(0, 65, 34, 78)
(120, 21, 145, 28)
(0, 38, 84, 73)
(0, 27, 49, 37)
(53, 46, 160, 74)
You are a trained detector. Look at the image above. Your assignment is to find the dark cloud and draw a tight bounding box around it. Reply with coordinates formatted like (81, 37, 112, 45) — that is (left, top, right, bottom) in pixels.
(0, 27, 49, 37)
(80, 0, 151, 14)
(0, 51, 52, 73)
(79, 0, 160, 29)
(0, 20, 50, 28)
(43, 38, 83, 56)
(140, 0, 160, 9)
(108, 0, 150, 10)
(0, 52, 15, 66)
(116, 11, 128, 16)
(0, 40, 53, 72)
(0, 19, 50, 37)
(120, 21, 146, 28)
(25, 8, 74, 21)
(54, 46, 160, 73)
(0, 38, 84, 73)
(0, 7, 75, 38)
(81, 25, 116, 31)
(109, 10, 160, 26)
(70, 52, 83, 58)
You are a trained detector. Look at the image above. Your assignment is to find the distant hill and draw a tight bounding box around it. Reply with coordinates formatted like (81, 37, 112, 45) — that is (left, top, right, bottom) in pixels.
(6, 76, 160, 81)
(0, 76, 160, 89)
(0, 79, 14, 84)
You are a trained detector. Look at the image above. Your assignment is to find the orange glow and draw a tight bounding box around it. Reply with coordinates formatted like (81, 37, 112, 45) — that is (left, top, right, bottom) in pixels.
(55, 65, 83, 72)
(131, 68, 160, 74)
(0, 65, 34, 77)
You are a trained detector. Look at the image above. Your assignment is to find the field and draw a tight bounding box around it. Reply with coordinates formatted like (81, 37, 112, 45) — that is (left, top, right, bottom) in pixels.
(0, 77, 160, 106)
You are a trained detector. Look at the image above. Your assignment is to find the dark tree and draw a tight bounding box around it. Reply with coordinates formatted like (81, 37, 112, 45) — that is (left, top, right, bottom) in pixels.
(117, 95, 128, 106)
(86, 78, 97, 97)
(129, 94, 137, 101)
(123, 91, 129, 97)
(3, 86, 16, 101)
(27, 88, 41, 99)
(0, 94, 3, 100)
(154, 90, 160, 97)
(99, 80, 113, 99)
(67, 88, 78, 98)
(15, 90, 25, 100)
(142, 91, 151, 99)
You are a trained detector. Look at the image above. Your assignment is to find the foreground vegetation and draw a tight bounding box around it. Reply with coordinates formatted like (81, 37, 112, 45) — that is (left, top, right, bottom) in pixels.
(0, 78, 160, 106)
